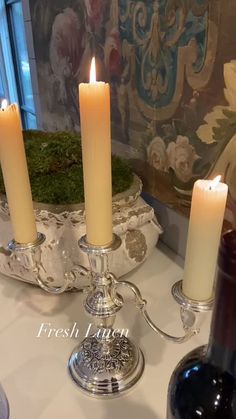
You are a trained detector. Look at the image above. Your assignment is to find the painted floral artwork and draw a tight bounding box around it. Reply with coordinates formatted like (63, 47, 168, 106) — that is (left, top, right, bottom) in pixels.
(30, 0, 236, 224)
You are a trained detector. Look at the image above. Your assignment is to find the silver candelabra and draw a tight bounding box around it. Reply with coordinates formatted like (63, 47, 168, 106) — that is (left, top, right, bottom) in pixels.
(6, 231, 205, 397)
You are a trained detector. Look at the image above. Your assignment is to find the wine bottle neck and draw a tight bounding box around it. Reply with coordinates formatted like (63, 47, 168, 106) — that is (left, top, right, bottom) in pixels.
(207, 270, 236, 378)
(207, 342, 236, 379)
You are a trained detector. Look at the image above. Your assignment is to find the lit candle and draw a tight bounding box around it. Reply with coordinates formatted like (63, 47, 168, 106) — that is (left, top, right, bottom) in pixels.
(79, 58, 113, 246)
(0, 100, 37, 243)
(183, 176, 228, 301)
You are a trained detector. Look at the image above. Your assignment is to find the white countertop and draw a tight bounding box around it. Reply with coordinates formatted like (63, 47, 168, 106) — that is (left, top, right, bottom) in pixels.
(0, 244, 211, 419)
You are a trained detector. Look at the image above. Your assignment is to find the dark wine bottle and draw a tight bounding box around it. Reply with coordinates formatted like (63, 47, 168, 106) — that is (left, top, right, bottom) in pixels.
(167, 230, 236, 419)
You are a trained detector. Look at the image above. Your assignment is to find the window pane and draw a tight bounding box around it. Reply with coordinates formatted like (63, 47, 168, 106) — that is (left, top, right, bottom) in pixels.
(11, 2, 35, 112)
(25, 112, 37, 129)
(0, 72, 4, 98)
(0, 38, 9, 100)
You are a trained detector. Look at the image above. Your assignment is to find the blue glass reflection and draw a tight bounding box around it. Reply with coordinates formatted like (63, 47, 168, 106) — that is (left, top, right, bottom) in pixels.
(184, 365, 200, 379)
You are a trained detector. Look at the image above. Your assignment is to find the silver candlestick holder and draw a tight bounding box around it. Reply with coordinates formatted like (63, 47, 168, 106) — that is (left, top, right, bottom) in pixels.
(6, 232, 200, 397)
(171, 280, 214, 313)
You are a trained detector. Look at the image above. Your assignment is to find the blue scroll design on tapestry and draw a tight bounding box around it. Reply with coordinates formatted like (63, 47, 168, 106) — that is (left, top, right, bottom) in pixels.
(119, 0, 209, 109)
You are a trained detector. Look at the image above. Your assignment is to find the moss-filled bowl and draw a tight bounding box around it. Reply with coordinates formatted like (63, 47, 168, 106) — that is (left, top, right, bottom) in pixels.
(0, 130, 134, 205)
(0, 131, 162, 287)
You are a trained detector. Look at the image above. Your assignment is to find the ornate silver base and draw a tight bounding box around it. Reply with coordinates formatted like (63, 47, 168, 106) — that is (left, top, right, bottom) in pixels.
(172, 280, 214, 312)
(68, 333, 144, 397)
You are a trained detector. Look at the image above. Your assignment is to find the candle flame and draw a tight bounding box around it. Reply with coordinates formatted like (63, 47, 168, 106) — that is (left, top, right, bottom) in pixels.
(1, 99, 8, 111)
(209, 175, 221, 191)
(90, 57, 96, 83)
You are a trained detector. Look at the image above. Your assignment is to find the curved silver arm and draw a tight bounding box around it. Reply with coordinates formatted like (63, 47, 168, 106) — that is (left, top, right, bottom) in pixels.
(7, 233, 91, 295)
(34, 265, 90, 295)
(113, 279, 199, 344)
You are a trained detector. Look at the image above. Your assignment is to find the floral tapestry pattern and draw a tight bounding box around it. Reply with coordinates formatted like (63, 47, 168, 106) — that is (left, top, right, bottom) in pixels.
(30, 0, 236, 224)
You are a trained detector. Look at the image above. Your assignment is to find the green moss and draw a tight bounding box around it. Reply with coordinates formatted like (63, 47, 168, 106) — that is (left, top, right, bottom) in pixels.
(111, 155, 133, 196)
(24, 130, 83, 176)
(0, 131, 133, 205)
